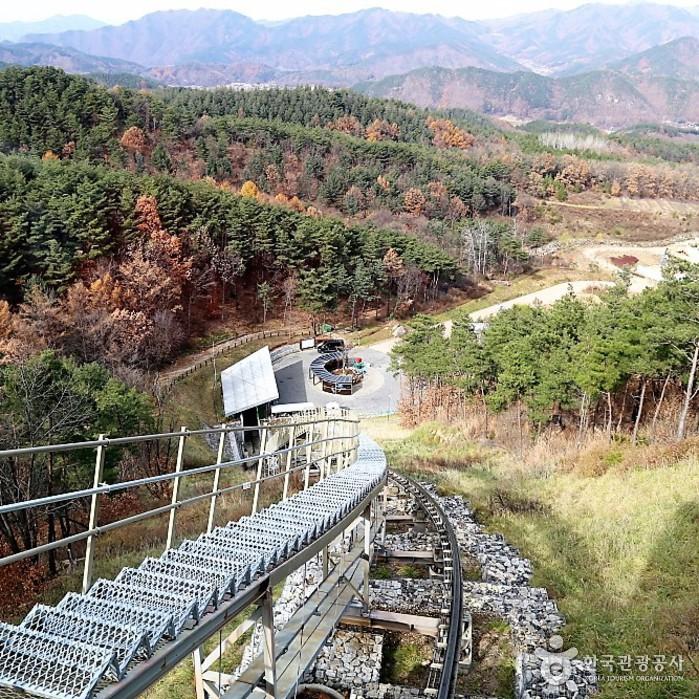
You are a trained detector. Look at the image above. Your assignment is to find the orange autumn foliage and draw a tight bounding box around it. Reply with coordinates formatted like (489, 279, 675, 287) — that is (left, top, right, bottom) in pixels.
(427, 117, 475, 150)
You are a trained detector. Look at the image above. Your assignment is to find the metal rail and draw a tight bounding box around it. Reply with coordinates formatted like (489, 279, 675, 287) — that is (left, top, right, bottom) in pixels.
(389, 472, 463, 699)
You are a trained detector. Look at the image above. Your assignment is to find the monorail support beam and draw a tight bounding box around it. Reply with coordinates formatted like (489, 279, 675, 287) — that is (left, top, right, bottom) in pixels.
(261, 585, 277, 699)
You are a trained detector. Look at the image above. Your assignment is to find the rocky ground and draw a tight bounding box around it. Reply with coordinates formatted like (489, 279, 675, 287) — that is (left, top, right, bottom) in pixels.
(436, 493, 597, 699)
(307, 630, 383, 689)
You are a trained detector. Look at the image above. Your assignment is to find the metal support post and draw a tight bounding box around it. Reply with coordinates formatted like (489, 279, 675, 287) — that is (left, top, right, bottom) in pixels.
(207, 428, 227, 534)
(166, 426, 188, 550)
(261, 586, 277, 699)
(322, 545, 329, 579)
(252, 426, 268, 515)
(82, 434, 106, 594)
(381, 486, 388, 545)
(282, 424, 295, 501)
(193, 648, 205, 699)
(362, 504, 372, 611)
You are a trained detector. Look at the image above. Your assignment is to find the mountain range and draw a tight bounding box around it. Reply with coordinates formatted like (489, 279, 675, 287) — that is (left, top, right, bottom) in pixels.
(25, 8, 523, 76)
(356, 46, 699, 128)
(3, 3, 699, 127)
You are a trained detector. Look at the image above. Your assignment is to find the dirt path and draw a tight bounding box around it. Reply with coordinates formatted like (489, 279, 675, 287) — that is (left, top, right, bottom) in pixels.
(468, 280, 614, 320)
(441, 280, 615, 336)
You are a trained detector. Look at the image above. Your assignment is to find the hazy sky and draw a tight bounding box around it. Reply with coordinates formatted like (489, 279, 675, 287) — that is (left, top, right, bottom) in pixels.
(2, 0, 697, 24)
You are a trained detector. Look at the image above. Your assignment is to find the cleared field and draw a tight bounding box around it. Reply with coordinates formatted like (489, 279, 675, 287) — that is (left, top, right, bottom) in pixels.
(540, 192, 699, 242)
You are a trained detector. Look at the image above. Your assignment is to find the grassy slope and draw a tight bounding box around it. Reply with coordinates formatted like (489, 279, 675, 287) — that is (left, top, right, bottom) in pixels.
(365, 419, 699, 699)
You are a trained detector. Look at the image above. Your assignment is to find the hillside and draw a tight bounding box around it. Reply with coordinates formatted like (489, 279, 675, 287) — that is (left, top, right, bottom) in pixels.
(0, 42, 144, 75)
(356, 66, 699, 128)
(26, 8, 522, 78)
(611, 35, 699, 82)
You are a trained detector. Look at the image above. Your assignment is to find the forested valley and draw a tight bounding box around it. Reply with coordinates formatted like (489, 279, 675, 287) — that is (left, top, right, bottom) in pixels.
(0, 31, 697, 699)
(1, 65, 699, 608)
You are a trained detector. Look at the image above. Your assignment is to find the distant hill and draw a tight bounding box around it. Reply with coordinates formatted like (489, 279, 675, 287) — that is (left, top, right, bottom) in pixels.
(356, 66, 699, 128)
(0, 15, 104, 42)
(611, 36, 699, 82)
(481, 3, 699, 74)
(27, 8, 522, 77)
(0, 42, 144, 75)
(87, 72, 162, 89)
(27, 10, 259, 68)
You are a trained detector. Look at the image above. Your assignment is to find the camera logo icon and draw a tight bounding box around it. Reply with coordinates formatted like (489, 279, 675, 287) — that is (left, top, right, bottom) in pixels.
(534, 635, 578, 687)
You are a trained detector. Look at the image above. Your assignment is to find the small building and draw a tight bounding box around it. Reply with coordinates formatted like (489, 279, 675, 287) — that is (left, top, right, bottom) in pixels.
(221, 346, 279, 430)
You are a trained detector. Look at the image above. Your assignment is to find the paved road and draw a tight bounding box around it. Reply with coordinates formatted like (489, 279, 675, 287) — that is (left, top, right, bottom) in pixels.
(274, 347, 400, 416)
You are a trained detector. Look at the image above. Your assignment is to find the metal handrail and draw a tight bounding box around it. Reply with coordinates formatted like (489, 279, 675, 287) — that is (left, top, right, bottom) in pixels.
(0, 433, 352, 516)
(0, 412, 360, 589)
(0, 443, 352, 568)
(0, 413, 353, 458)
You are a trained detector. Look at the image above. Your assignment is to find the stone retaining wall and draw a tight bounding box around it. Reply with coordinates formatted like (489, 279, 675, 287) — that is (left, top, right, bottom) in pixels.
(370, 579, 443, 616)
(306, 630, 383, 690)
(434, 492, 598, 698)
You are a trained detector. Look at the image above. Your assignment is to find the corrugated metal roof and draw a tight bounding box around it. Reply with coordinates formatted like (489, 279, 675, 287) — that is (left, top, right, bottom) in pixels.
(221, 346, 279, 416)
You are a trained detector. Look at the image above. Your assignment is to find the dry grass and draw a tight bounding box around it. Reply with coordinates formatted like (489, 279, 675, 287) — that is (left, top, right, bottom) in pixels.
(380, 421, 699, 698)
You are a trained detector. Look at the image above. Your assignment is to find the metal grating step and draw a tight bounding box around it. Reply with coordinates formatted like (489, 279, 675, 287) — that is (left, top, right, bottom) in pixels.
(0, 623, 115, 699)
(21, 606, 150, 679)
(138, 557, 235, 604)
(86, 579, 197, 635)
(178, 539, 266, 576)
(115, 568, 215, 616)
(57, 593, 174, 646)
(161, 549, 251, 593)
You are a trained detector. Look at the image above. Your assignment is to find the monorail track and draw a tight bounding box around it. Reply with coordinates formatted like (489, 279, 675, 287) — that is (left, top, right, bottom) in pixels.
(388, 472, 463, 699)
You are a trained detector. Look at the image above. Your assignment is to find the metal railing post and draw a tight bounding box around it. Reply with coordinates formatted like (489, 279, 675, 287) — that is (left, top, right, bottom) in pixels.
(282, 424, 295, 501)
(207, 428, 227, 534)
(303, 423, 313, 490)
(261, 585, 277, 699)
(252, 426, 268, 515)
(351, 418, 358, 464)
(319, 420, 328, 480)
(342, 419, 350, 471)
(82, 434, 106, 594)
(166, 426, 187, 551)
